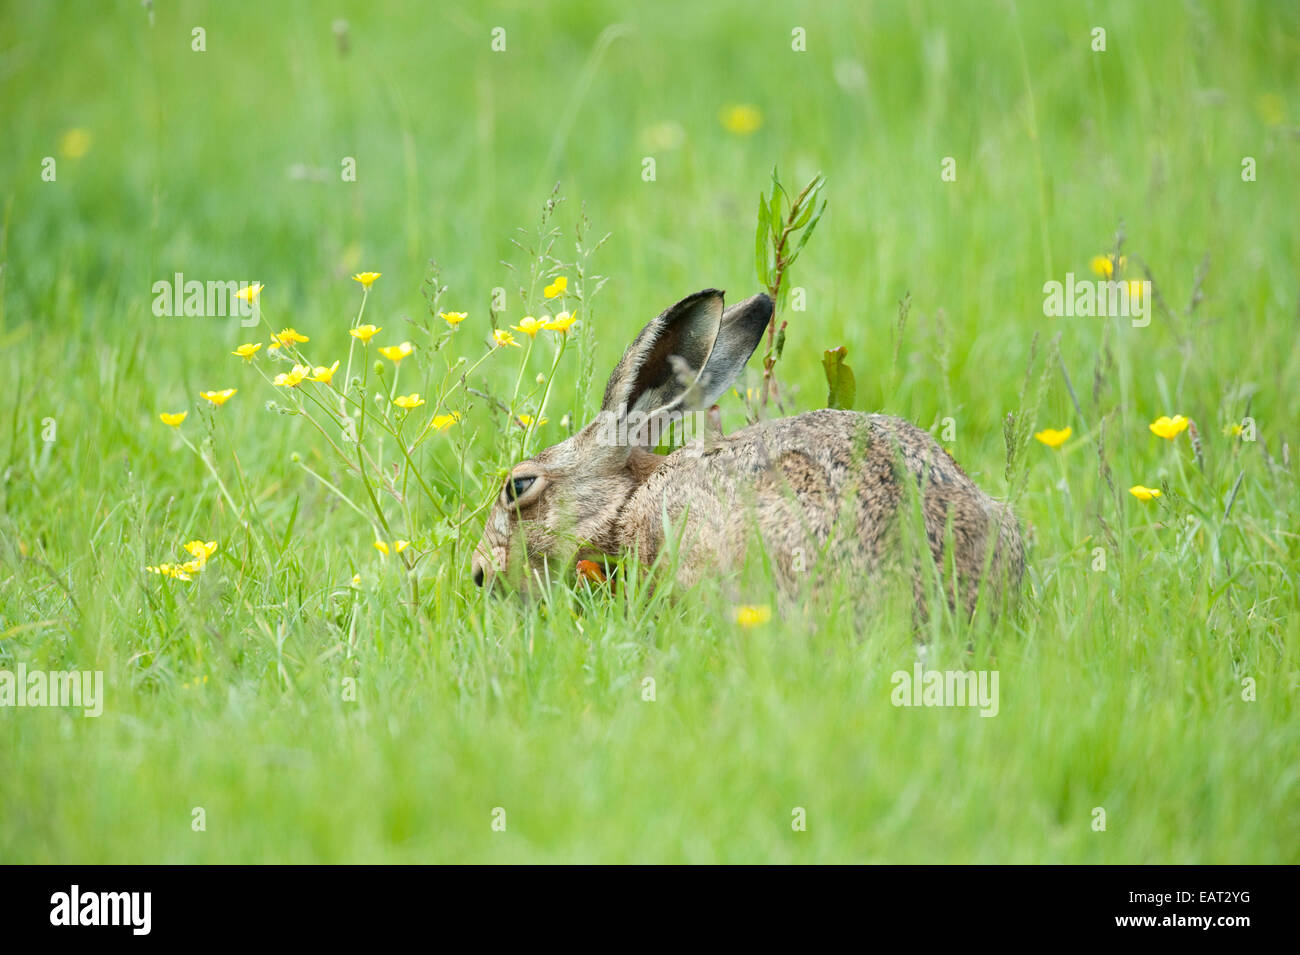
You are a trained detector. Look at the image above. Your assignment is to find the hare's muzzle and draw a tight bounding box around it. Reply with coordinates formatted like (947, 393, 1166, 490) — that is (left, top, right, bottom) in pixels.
(470, 548, 491, 589)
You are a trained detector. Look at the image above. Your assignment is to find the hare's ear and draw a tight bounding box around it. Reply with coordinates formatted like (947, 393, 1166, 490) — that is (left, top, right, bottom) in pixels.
(600, 289, 725, 417)
(692, 292, 773, 407)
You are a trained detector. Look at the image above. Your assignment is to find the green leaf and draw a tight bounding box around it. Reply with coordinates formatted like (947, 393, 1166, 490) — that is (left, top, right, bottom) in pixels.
(754, 193, 770, 286)
(821, 345, 856, 410)
(792, 199, 828, 260)
(791, 199, 814, 231)
(768, 170, 784, 232)
(280, 494, 301, 553)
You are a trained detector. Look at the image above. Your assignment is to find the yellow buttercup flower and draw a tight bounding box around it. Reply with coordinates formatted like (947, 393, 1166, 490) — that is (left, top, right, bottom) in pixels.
(350, 324, 381, 342)
(440, 311, 468, 327)
(159, 411, 188, 427)
(234, 282, 264, 304)
(269, 328, 309, 350)
(720, 104, 763, 135)
(1090, 254, 1126, 278)
(1226, 423, 1244, 437)
(350, 573, 361, 587)
(394, 393, 426, 410)
(146, 563, 193, 581)
(373, 539, 410, 556)
(516, 415, 548, 427)
(183, 540, 218, 565)
(1149, 415, 1189, 440)
(352, 272, 382, 289)
(1130, 485, 1162, 502)
(1034, 426, 1071, 449)
(431, 412, 461, 432)
(511, 315, 545, 338)
(378, 341, 413, 363)
(734, 604, 772, 627)
(1127, 278, 1144, 303)
(310, 360, 340, 384)
(274, 364, 311, 388)
(543, 311, 577, 332)
(200, 388, 237, 406)
(493, 329, 519, 348)
(58, 128, 92, 159)
(543, 276, 568, 299)
(232, 342, 263, 360)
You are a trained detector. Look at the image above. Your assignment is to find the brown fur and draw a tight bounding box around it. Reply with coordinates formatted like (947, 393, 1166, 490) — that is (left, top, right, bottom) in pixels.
(471, 290, 1024, 616)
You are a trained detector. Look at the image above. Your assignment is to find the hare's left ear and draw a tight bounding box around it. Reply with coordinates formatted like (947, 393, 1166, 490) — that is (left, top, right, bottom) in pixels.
(599, 289, 773, 421)
(600, 289, 726, 417)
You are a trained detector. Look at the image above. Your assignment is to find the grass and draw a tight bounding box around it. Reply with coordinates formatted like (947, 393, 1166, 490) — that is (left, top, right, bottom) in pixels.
(1, 0, 1297, 863)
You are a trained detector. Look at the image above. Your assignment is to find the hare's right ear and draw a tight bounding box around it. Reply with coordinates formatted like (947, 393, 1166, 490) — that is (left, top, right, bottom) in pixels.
(692, 292, 773, 406)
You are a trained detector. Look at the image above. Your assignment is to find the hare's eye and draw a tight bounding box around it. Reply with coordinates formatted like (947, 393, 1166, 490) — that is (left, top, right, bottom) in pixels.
(506, 476, 536, 502)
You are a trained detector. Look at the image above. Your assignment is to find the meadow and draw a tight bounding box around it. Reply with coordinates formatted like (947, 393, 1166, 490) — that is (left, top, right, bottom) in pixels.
(0, 0, 1296, 863)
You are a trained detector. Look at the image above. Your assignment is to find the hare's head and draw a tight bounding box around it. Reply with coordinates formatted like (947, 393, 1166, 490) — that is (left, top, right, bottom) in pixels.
(471, 288, 772, 592)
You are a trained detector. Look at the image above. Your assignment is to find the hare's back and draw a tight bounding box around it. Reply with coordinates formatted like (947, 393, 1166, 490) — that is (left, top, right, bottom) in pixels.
(643, 408, 990, 519)
(725, 408, 981, 494)
(722, 409, 1023, 608)
(623, 409, 1021, 604)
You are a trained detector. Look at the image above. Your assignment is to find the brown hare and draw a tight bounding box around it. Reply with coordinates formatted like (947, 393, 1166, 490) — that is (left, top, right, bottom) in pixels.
(471, 289, 1024, 615)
